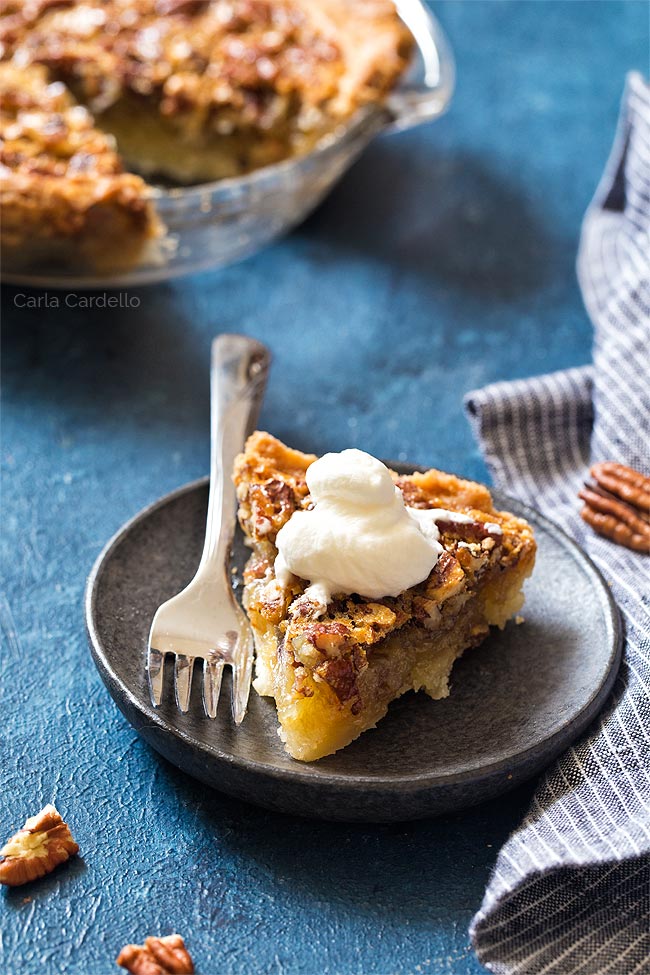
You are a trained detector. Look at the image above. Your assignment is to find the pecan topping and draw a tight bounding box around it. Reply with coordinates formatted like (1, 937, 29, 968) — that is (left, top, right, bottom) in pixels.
(423, 550, 466, 602)
(117, 935, 194, 975)
(264, 477, 296, 510)
(435, 517, 502, 543)
(579, 462, 650, 553)
(247, 477, 297, 539)
(305, 621, 350, 655)
(0, 804, 79, 886)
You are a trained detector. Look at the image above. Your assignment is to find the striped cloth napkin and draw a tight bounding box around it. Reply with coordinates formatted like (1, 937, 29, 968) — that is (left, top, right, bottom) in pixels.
(464, 73, 650, 975)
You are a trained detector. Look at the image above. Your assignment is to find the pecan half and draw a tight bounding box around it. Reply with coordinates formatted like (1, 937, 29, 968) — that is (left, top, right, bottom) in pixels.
(0, 804, 79, 886)
(117, 935, 194, 975)
(591, 462, 650, 513)
(579, 462, 650, 553)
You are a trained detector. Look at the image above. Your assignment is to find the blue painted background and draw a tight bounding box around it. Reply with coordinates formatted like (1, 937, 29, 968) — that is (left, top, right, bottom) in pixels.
(2, 3, 647, 973)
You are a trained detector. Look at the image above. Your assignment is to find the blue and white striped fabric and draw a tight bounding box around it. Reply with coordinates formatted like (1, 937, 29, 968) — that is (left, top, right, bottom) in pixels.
(465, 73, 650, 975)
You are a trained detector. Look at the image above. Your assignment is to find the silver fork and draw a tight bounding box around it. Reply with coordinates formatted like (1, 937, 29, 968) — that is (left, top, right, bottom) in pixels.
(147, 334, 271, 723)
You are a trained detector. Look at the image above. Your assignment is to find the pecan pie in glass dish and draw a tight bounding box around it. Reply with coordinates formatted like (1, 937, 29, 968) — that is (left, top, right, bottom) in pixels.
(234, 432, 537, 762)
(0, 0, 454, 284)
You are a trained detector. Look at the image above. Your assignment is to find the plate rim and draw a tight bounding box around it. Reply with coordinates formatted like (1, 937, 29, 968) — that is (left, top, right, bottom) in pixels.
(85, 471, 623, 794)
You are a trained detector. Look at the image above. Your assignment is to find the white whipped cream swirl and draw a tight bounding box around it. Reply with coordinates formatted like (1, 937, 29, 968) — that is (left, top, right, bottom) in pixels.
(274, 449, 472, 608)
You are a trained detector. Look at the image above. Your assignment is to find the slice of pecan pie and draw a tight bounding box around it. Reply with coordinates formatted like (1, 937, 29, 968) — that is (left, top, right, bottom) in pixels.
(234, 432, 537, 762)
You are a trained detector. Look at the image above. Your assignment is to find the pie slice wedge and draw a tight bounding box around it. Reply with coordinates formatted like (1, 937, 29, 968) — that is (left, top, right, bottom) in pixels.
(234, 432, 536, 762)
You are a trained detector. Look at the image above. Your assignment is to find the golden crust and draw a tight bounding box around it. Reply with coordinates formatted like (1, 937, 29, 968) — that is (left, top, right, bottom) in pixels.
(234, 432, 537, 759)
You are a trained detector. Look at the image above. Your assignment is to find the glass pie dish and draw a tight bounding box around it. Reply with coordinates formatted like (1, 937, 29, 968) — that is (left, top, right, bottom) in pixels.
(3, 0, 454, 289)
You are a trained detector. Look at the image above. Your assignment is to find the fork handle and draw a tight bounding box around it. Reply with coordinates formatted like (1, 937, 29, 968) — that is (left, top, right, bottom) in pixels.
(198, 334, 271, 577)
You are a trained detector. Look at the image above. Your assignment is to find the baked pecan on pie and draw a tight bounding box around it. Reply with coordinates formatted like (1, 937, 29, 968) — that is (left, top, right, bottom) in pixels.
(0, 0, 413, 272)
(234, 432, 537, 762)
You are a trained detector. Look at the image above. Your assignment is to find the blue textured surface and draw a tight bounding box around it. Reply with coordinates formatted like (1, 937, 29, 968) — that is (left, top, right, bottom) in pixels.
(1, 3, 647, 974)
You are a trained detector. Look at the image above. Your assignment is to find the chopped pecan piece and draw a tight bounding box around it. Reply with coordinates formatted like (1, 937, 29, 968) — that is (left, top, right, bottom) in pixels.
(0, 804, 79, 886)
(154, 0, 208, 15)
(423, 550, 466, 602)
(579, 462, 650, 553)
(314, 656, 362, 713)
(435, 517, 501, 542)
(117, 935, 194, 975)
(304, 621, 350, 655)
(246, 477, 298, 539)
(264, 478, 297, 512)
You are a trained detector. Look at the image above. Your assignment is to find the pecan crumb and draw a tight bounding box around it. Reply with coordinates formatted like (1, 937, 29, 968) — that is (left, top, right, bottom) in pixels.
(117, 934, 194, 975)
(0, 804, 79, 887)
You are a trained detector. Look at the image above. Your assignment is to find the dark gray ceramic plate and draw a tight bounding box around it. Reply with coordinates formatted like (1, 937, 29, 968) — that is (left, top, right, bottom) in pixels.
(86, 469, 621, 822)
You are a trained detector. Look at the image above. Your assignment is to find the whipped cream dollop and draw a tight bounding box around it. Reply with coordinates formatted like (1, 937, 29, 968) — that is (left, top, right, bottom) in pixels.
(274, 449, 468, 607)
